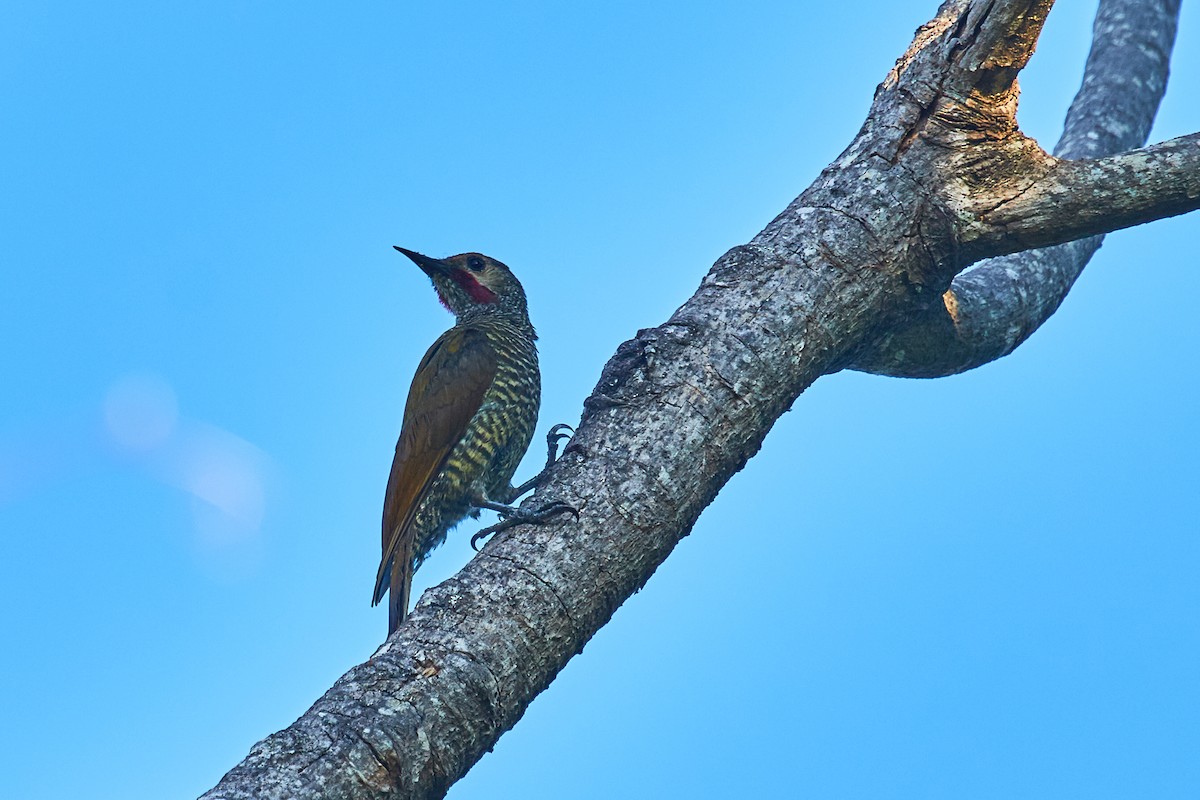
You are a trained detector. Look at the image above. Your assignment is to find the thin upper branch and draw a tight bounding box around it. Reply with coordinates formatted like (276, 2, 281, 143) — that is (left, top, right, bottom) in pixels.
(961, 133, 1200, 259)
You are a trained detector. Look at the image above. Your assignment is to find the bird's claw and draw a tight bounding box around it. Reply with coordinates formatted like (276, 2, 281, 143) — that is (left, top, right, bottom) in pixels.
(536, 500, 579, 521)
(510, 423, 576, 499)
(469, 500, 578, 551)
(545, 423, 574, 463)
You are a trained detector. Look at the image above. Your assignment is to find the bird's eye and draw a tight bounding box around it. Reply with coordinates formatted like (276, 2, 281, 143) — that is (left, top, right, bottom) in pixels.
(467, 256, 485, 272)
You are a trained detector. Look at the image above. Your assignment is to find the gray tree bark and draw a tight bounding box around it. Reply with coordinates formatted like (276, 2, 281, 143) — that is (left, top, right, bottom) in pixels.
(851, 0, 1183, 376)
(202, 1, 1196, 798)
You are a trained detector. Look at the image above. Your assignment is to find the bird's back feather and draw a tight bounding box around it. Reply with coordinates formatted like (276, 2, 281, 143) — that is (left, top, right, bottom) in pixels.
(373, 326, 498, 632)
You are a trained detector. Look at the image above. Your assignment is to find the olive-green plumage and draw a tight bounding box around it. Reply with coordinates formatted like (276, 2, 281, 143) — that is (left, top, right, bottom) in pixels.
(373, 248, 540, 635)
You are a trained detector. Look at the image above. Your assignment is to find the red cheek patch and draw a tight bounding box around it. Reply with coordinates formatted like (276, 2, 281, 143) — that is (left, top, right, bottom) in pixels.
(450, 270, 499, 304)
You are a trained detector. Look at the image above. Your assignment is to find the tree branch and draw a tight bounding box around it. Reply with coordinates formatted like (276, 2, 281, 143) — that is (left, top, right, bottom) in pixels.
(201, 1, 1195, 797)
(850, 0, 1182, 378)
(961, 133, 1200, 258)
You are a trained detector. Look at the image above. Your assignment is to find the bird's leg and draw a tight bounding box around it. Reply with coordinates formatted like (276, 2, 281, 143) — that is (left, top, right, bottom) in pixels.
(509, 423, 575, 499)
(469, 424, 578, 552)
(474, 498, 522, 516)
(469, 500, 577, 551)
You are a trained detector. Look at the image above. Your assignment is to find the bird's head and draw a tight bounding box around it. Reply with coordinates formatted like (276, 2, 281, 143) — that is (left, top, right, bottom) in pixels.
(394, 247, 531, 326)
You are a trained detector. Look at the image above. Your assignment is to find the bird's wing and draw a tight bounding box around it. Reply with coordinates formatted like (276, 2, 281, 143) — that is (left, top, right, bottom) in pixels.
(373, 326, 497, 630)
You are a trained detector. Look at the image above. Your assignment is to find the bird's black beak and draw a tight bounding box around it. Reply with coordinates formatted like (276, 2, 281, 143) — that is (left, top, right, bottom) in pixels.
(394, 246, 450, 277)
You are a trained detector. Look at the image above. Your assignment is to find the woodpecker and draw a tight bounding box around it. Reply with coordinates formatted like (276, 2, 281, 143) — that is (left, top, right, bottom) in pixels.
(373, 247, 569, 635)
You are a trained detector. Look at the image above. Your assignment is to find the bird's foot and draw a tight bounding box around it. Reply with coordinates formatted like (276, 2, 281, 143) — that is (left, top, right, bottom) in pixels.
(469, 500, 578, 551)
(510, 424, 575, 498)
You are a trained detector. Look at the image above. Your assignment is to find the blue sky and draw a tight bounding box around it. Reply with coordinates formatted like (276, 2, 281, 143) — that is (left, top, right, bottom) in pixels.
(2, 1, 1197, 798)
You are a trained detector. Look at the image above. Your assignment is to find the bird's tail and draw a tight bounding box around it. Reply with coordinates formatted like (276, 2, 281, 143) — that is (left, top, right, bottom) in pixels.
(373, 534, 414, 636)
(388, 557, 413, 635)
